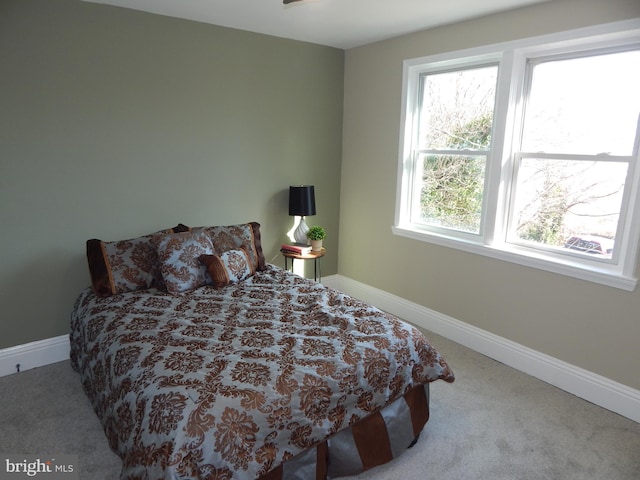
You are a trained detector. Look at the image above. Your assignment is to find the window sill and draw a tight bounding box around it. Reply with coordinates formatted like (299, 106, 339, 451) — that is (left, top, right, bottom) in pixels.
(392, 225, 637, 291)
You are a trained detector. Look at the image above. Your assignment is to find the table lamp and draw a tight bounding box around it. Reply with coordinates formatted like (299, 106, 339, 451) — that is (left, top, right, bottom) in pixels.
(289, 185, 316, 244)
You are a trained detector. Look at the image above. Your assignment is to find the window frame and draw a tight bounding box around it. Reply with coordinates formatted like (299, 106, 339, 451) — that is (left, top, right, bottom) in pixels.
(393, 19, 640, 291)
(410, 62, 499, 237)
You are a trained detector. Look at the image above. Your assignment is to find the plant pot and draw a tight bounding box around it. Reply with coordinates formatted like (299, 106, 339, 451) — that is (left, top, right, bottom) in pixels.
(310, 239, 323, 252)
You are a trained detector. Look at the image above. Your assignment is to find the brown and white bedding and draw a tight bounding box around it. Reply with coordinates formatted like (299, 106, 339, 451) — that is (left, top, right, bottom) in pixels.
(71, 222, 454, 479)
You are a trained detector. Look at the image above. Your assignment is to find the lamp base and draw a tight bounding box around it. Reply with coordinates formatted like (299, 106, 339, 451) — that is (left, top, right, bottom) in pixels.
(293, 217, 310, 244)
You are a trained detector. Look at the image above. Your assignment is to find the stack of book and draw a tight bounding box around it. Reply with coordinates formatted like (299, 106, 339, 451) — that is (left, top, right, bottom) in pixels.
(281, 243, 312, 255)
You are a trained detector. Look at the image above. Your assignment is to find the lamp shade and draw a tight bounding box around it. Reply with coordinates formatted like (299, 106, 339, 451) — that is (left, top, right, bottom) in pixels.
(289, 185, 316, 217)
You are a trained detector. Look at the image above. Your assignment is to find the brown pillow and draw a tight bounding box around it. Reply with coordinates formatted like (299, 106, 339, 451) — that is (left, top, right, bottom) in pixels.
(248, 222, 266, 271)
(200, 248, 255, 289)
(86, 223, 189, 296)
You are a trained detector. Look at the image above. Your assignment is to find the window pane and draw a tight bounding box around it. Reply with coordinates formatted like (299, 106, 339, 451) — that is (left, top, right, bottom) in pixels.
(415, 154, 486, 234)
(511, 158, 627, 257)
(418, 66, 498, 150)
(522, 50, 640, 155)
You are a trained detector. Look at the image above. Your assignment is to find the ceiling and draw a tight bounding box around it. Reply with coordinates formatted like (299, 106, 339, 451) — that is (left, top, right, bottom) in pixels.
(83, 0, 551, 49)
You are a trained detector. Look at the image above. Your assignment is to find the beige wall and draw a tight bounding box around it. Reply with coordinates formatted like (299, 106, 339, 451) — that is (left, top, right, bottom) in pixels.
(340, 0, 640, 390)
(0, 0, 344, 349)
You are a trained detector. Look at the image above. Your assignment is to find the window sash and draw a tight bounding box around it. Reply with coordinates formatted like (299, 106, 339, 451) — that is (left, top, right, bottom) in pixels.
(504, 152, 633, 265)
(411, 151, 489, 235)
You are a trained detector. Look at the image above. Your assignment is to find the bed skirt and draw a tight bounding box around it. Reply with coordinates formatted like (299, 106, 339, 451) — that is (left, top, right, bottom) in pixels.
(261, 384, 430, 480)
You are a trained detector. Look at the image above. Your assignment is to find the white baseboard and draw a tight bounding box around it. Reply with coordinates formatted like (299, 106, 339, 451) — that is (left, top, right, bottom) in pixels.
(323, 274, 640, 424)
(0, 335, 70, 378)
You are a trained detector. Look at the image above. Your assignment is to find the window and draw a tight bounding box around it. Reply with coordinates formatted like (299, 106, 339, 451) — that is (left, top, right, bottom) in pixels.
(413, 65, 498, 235)
(395, 21, 640, 290)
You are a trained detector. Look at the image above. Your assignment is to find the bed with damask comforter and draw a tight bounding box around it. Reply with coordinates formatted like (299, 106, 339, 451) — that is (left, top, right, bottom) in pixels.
(70, 222, 454, 480)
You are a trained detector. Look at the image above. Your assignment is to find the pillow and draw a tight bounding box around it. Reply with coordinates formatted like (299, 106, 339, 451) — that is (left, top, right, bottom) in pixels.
(200, 248, 255, 289)
(86, 224, 190, 297)
(200, 222, 266, 272)
(156, 230, 214, 294)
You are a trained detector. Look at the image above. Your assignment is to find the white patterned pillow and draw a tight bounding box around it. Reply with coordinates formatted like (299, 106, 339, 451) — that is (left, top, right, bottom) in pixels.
(200, 249, 255, 289)
(156, 230, 214, 294)
(86, 224, 190, 296)
(199, 223, 265, 271)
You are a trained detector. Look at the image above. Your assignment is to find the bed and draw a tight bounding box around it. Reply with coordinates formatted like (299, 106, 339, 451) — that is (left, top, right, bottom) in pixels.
(70, 222, 454, 480)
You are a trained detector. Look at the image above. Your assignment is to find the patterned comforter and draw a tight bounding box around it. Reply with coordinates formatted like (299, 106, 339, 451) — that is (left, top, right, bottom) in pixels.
(70, 264, 454, 479)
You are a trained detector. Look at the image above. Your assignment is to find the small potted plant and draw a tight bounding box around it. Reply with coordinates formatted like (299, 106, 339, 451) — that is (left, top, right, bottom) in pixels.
(306, 225, 326, 252)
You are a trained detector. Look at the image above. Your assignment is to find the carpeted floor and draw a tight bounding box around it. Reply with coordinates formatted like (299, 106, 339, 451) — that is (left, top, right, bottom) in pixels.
(1, 330, 638, 479)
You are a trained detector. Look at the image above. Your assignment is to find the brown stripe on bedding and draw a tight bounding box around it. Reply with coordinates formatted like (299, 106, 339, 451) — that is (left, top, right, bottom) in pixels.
(316, 441, 328, 480)
(260, 464, 283, 480)
(406, 384, 430, 436)
(351, 411, 394, 470)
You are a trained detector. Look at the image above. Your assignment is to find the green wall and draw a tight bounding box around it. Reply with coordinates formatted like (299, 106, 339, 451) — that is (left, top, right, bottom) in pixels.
(340, 0, 640, 390)
(0, 0, 344, 348)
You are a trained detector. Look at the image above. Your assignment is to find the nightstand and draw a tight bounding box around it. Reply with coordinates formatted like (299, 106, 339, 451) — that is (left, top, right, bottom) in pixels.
(281, 248, 325, 282)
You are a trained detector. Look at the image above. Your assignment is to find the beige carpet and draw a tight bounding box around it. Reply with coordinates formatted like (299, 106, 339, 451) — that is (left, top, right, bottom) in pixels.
(1, 331, 638, 479)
